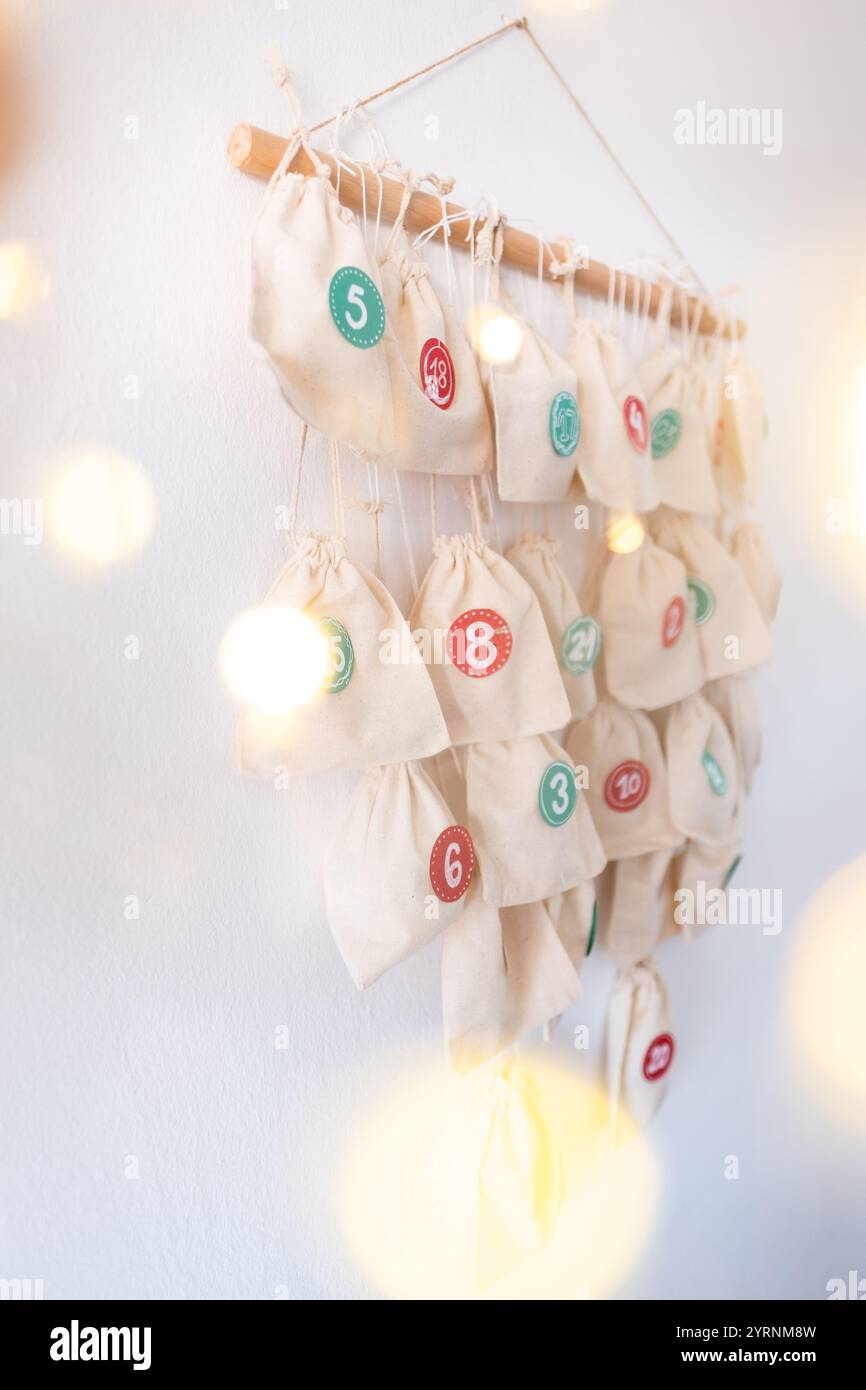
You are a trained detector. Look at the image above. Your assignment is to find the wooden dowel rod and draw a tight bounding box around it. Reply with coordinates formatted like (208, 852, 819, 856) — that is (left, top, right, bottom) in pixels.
(227, 122, 745, 340)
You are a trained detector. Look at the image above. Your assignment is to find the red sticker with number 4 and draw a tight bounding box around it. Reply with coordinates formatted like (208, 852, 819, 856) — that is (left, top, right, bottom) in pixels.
(420, 337, 455, 410)
(429, 825, 475, 903)
(662, 595, 685, 648)
(643, 1032, 675, 1082)
(604, 759, 649, 812)
(623, 395, 649, 452)
(447, 608, 512, 678)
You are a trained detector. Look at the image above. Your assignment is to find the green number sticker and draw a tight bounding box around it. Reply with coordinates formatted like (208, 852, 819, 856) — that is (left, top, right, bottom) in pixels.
(319, 616, 354, 693)
(688, 577, 716, 625)
(538, 760, 578, 827)
(560, 615, 601, 675)
(701, 749, 727, 796)
(586, 899, 597, 957)
(721, 853, 742, 890)
(549, 390, 580, 457)
(651, 408, 682, 459)
(328, 266, 385, 348)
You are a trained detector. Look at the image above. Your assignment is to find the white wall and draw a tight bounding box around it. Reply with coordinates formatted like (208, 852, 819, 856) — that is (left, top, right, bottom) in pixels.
(3, 0, 865, 1300)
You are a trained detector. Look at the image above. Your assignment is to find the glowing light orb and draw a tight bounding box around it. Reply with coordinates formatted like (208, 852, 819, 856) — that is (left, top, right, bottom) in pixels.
(47, 450, 155, 567)
(467, 304, 524, 365)
(219, 604, 330, 713)
(0, 241, 49, 320)
(606, 512, 645, 554)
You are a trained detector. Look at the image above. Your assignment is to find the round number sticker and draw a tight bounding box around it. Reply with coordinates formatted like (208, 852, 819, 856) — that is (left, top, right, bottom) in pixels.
(560, 615, 601, 674)
(429, 825, 475, 903)
(688, 576, 716, 625)
(643, 1032, 675, 1082)
(549, 390, 580, 457)
(662, 596, 686, 648)
(319, 616, 354, 693)
(447, 608, 512, 678)
(538, 761, 578, 827)
(585, 900, 598, 957)
(701, 749, 728, 796)
(420, 337, 455, 409)
(604, 759, 649, 812)
(721, 853, 742, 890)
(651, 407, 683, 459)
(623, 395, 649, 452)
(328, 266, 385, 348)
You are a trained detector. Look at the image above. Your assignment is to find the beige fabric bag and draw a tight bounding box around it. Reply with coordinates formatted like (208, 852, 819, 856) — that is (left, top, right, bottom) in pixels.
(506, 534, 598, 720)
(665, 694, 741, 847)
(409, 533, 571, 746)
(599, 539, 704, 710)
(565, 699, 681, 861)
(704, 674, 762, 797)
(377, 222, 493, 475)
(606, 959, 674, 1138)
(492, 308, 579, 502)
(323, 760, 470, 987)
(600, 849, 676, 969)
(670, 835, 744, 944)
(441, 888, 582, 1073)
(654, 513, 772, 679)
(731, 521, 782, 624)
(546, 879, 598, 968)
(720, 351, 765, 499)
(464, 734, 606, 907)
(640, 347, 720, 516)
(249, 136, 395, 455)
(570, 314, 657, 512)
(240, 534, 449, 777)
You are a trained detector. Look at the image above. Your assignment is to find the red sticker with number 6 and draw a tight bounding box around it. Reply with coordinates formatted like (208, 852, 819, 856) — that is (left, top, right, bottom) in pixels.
(429, 825, 475, 903)
(447, 608, 512, 678)
(604, 759, 649, 812)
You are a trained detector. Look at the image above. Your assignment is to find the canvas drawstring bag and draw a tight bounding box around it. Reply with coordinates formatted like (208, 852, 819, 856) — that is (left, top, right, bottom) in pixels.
(506, 533, 598, 720)
(565, 699, 681, 861)
(731, 521, 782, 624)
(606, 959, 673, 1138)
(375, 174, 493, 475)
(664, 693, 741, 847)
(463, 733, 606, 907)
(546, 878, 598, 968)
(409, 530, 571, 747)
(600, 849, 676, 970)
(442, 887, 582, 1073)
(653, 512, 772, 679)
(703, 673, 762, 797)
(568, 266, 657, 513)
(249, 115, 396, 456)
(323, 759, 472, 987)
(670, 835, 744, 944)
(240, 438, 449, 777)
(720, 346, 765, 500)
(599, 537, 704, 710)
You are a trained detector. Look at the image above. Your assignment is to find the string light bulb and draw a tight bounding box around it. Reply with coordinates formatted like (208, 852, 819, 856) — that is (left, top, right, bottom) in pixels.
(219, 605, 331, 713)
(47, 449, 155, 567)
(0, 241, 49, 321)
(467, 304, 524, 365)
(606, 512, 645, 554)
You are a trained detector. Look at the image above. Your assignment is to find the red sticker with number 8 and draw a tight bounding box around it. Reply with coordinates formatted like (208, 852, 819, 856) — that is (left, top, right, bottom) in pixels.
(429, 825, 475, 903)
(604, 759, 649, 812)
(447, 608, 512, 678)
(420, 337, 455, 410)
(662, 596, 685, 648)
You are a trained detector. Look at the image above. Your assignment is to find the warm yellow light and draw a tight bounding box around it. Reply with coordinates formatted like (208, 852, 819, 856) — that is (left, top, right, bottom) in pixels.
(0, 240, 49, 320)
(606, 512, 645, 554)
(338, 1051, 659, 1299)
(219, 604, 330, 713)
(467, 304, 524, 365)
(785, 853, 866, 1132)
(47, 450, 155, 567)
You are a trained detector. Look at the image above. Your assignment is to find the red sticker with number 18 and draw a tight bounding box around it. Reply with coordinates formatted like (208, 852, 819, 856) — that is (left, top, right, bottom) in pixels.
(420, 338, 455, 410)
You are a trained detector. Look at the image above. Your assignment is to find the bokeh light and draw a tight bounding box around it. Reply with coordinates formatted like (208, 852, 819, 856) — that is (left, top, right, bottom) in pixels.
(0, 240, 48, 320)
(467, 304, 524, 365)
(338, 1051, 659, 1299)
(47, 449, 155, 567)
(786, 852, 866, 1131)
(219, 604, 330, 713)
(606, 511, 645, 554)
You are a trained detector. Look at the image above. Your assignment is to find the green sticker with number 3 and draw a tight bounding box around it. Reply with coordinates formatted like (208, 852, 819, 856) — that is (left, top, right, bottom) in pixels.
(328, 266, 385, 348)
(538, 761, 578, 827)
(319, 616, 354, 693)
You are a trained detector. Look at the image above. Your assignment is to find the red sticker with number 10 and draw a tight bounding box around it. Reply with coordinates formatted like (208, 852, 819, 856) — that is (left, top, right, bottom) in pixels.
(604, 759, 649, 811)
(447, 608, 512, 678)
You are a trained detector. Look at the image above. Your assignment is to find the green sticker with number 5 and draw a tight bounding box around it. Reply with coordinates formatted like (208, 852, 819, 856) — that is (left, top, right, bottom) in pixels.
(319, 616, 354, 693)
(328, 266, 385, 348)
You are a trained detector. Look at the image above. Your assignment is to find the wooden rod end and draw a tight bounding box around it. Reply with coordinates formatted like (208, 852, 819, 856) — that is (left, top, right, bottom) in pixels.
(227, 123, 254, 170)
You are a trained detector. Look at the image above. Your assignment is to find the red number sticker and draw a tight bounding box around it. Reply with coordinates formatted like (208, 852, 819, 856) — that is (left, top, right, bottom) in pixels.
(429, 825, 475, 903)
(662, 595, 685, 648)
(420, 337, 455, 410)
(643, 1032, 675, 1082)
(604, 759, 649, 812)
(447, 608, 512, 678)
(623, 395, 649, 452)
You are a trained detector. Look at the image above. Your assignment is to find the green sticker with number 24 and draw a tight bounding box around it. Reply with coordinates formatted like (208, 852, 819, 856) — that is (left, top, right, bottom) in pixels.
(328, 266, 385, 348)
